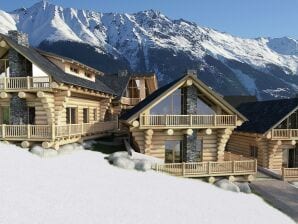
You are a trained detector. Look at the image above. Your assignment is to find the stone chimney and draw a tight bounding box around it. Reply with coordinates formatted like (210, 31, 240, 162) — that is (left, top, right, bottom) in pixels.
(118, 70, 128, 77)
(8, 30, 29, 47)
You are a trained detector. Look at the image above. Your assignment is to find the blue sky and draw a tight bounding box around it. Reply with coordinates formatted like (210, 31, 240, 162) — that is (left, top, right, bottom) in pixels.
(2, 0, 297, 39)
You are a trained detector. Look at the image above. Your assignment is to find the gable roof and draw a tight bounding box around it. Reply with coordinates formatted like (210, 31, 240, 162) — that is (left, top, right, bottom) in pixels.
(120, 74, 247, 122)
(99, 72, 155, 99)
(0, 34, 115, 95)
(224, 95, 257, 108)
(236, 98, 298, 134)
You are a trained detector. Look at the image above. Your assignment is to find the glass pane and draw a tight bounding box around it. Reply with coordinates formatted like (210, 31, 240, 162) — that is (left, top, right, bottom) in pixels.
(71, 108, 76, 124)
(83, 108, 89, 123)
(196, 98, 215, 115)
(196, 138, 203, 161)
(165, 140, 182, 163)
(66, 108, 70, 124)
(150, 89, 182, 115)
(2, 107, 9, 124)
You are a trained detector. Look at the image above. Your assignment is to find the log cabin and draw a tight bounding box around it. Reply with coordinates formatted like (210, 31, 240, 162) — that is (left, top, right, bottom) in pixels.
(120, 71, 257, 181)
(0, 31, 117, 149)
(99, 70, 158, 116)
(226, 98, 298, 181)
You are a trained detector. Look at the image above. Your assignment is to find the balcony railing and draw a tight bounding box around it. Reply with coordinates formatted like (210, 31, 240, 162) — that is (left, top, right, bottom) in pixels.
(282, 168, 298, 181)
(140, 115, 237, 128)
(153, 160, 257, 178)
(0, 121, 117, 140)
(0, 76, 51, 91)
(271, 129, 298, 140)
(121, 97, 142, 105)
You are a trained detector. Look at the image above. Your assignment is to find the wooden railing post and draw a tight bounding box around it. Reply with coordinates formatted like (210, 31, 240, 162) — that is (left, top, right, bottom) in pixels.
(2, 124, 5, 138)
(27, 125, 31, 139)
(165, 115, 168, 126)
(255, 159, 258, 172)
(232, 161, 235, 173)
(208, 162, 211, 174)
(182, 162, 185, 176)
(27, 76, 31, 89)
(214, 116, 217, 126)
(3, 77, 7, 90)
(51, 124, 55, 140)
(190, 114, 192, 126)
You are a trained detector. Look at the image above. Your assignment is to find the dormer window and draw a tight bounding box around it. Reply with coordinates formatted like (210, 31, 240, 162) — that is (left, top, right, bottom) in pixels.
(70, 66, 78, 74)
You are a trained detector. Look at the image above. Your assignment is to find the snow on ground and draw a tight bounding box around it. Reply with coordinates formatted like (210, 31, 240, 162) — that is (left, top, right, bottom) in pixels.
(0, 142, 294, 224)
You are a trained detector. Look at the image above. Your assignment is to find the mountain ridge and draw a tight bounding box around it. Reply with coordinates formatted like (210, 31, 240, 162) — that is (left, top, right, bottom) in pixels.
(1, 1, 298, 99)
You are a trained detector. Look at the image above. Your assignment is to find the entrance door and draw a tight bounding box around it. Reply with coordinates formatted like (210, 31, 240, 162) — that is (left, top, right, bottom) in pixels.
(289, 147, 298, 168)
(28, 107, 35, 125)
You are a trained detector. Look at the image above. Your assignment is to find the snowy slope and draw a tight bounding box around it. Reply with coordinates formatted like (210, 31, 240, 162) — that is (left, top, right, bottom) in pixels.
(0, 142, 294, 224)
(1, 1, 298, 99)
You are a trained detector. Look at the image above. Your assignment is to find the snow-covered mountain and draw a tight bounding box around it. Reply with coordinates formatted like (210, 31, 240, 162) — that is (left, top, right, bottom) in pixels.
(1, 1, 298, 99)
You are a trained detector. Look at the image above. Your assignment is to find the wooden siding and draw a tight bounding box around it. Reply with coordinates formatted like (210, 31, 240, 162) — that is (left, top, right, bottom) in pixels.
(227, 131, 296, 170)
(131, 128, 226, 162)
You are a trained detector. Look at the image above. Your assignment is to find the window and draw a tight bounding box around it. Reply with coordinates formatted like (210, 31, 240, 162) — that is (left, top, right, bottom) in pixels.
(1, 107, 9, 124)
(250, 145, 258, 158)
(196, 98, 216, 115)
(165, 140, 183, 163)
(28, 107, 35, 125)
(93, 109, 97, 121)
(150, 89, 183, 115)
(83, 108, 89, 123)
(127, 79, 140, 98)
(66, 107, 77, 124)
(70, 66, 79, 74)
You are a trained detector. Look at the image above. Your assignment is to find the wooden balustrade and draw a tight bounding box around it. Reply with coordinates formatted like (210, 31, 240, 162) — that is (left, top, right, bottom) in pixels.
(0, 121, 117, 140)
(282, 168, 298, 181)
(154, 160, 257, 178)
(140, 115, 237, 128)
(0, 76, 51, 90)
(271, 129, 298, 140)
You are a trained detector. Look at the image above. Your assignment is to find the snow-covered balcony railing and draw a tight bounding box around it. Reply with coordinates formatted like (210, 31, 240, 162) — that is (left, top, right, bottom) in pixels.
(0, 121, 118, 140)
(0, 76, 51, 91)
(270, 129, 298, 140)
(153, 160, 257, 179)
(282, 168, 298, 181)
(140, 115, 237, 128)
(121, 97, 142, 105)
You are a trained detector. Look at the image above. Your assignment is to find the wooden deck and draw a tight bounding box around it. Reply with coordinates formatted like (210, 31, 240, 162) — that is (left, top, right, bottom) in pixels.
(0, 121, 117, 141)
(282, 168, 298, 181)
(0, 76, 52, 91)
(271, 129, 298, 140)
(140, 115, 237, 129)
(153, 160, 257, 179)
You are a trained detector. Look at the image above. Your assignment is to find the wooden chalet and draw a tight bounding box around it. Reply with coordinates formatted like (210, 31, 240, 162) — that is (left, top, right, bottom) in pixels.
(0, 31, 117, 149)
(120, 71, 257, 181)
(99, 70, 158, 116)
(227, 98, 298, 181)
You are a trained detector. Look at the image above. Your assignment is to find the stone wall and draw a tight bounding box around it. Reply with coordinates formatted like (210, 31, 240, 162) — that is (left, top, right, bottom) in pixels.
(8, 31, 31, 124)
(181, 84, 199, 162)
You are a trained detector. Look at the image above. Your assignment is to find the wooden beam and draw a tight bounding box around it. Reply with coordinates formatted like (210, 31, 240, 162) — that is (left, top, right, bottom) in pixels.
(0, 92, 11, 99)
(18, 92, 36, 99)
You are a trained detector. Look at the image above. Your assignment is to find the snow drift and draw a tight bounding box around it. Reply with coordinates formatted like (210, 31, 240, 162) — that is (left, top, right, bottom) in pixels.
(0, 142, 294, 224)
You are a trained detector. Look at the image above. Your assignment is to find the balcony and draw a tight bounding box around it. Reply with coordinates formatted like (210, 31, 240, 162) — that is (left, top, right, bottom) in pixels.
(153, 160, 257, 179)
(0, 121, 117, 141)
(0, 76, 52, 91)
(271, 129, 298, 140)
(140, 115, 237, 129)
(121, 97, 142, 106)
